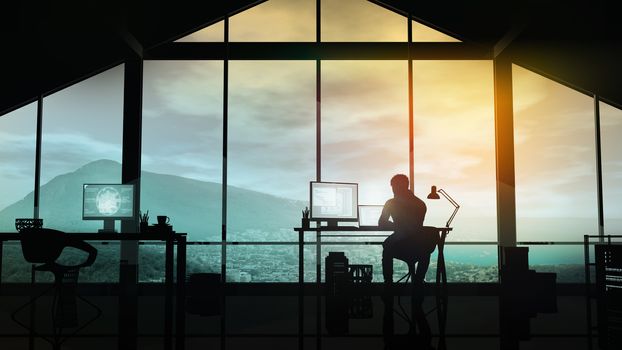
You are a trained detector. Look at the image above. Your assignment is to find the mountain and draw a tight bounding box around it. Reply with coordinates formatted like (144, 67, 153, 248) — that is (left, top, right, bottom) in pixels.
(0, 159, 308, 240)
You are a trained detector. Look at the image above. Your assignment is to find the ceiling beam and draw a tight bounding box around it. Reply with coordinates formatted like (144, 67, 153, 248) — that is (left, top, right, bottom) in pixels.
(146, 42, 492, 60)
(493, 21, 528, 58)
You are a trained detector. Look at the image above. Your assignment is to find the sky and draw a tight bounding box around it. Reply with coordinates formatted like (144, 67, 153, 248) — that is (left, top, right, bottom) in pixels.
(1, 0, 620, 241)
(0, 102, 36, 210)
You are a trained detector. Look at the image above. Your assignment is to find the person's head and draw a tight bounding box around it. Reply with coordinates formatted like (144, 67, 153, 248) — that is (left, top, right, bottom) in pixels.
(390, 174, 410, 196)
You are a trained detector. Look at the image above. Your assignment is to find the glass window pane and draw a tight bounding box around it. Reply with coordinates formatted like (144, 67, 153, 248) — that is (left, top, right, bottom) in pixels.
(176, 21, 224, 42)
(61, 243, 120, 282)
(230, 0, 315, 42)
(138, 244, 166, 282)
(227, 245, 298, 282)
(322, 0, 406, 42)
(142, 61, 224, 241)
(319, 243, 497, 283)
(322, 60, 409, 205)
(513, 65, 598, 242)
(320, 244, 395, 283)
(413, 61, 497, 242)
(139, 244, 221, 283)
(600, 102, 622, 234)
(1, 243, 33, 282)
(443, 244, 498, 282)
(412, 20, 461, 42)
(0, 102, 37, 232)
(518, 245, 585, 283)
(40, 65, 124, 232)
(228, 61, 315, 242)
(187, 245, 222, 275)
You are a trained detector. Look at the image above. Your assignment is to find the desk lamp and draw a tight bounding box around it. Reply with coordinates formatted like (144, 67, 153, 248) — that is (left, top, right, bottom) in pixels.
(427, 186, 460, 228)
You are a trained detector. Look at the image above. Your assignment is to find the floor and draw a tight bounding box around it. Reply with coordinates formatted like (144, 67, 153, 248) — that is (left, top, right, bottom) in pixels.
(0, 287, 612, 350)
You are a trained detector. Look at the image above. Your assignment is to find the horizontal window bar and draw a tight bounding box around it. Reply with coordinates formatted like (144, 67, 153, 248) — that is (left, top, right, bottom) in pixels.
(146, 42, 492, 61)
(0, 240, 599, 246)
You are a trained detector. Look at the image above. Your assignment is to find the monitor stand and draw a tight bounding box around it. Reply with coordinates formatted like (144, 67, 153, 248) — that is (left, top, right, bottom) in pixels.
(98, 219, 117, 233)
(325, 219, 338, 228)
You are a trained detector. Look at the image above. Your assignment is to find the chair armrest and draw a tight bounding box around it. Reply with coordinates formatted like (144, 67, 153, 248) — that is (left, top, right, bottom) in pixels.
(63, 238, 98, 268)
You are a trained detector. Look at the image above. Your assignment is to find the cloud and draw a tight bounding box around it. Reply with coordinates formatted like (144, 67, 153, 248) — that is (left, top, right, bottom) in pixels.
(321, 0, 406, 42)
(40, 133, 122, 182)
(144, 61, 224, 120)
(230, 0, 316, 42)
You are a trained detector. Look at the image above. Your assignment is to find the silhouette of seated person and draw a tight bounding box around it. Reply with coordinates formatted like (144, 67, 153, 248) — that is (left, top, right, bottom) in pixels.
(379, 174, 429, 287)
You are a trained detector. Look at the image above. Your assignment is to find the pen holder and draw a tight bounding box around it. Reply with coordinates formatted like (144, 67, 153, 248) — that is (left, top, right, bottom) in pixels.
(301, 218, 310, 229)
(139, 222, 149, 233)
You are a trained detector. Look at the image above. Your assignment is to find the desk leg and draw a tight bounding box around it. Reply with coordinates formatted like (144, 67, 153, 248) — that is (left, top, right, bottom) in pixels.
(0, 241, 3, 293)
(299, 230, 304, 286)
(316, 231, 321, 285)
(436, 231, 448, 291)
(164, 238, 174, 350)
(176, 236, 187, 350)
(297, 230, 304, 350)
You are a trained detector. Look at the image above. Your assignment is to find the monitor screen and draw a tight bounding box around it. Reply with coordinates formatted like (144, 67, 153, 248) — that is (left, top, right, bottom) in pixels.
(83, 184, 135, 220)
(310, 181, 358, 222)
(358, 205, 384, 227)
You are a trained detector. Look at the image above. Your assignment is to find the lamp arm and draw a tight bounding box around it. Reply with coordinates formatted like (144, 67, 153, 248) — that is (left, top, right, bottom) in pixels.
(438, 189, 460, 228)
(438, 189, 459, 208)
(445, 206, 460, 228)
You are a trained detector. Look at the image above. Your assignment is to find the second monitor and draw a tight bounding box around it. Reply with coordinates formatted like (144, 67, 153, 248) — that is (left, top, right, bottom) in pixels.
(310, 181, 358, 227)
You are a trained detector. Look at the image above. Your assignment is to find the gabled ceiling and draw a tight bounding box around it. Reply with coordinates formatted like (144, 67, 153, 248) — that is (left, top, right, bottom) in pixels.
(0, 0, 264, 116)
(374, 0, 622, 107)
(2, 0, 621, 116)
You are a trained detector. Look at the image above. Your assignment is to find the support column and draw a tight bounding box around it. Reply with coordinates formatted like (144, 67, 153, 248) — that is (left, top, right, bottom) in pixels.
(222, 14, 229, 283)
(119, 57, 143, 350)
(407, 13, 414, 191)
(593, 95, 604, 240)
(493, 54, 517, 252)
(33, 96, 43, 219)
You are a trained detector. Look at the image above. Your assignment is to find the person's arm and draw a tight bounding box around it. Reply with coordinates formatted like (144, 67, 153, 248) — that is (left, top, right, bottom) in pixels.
(378, 200, 394, 229)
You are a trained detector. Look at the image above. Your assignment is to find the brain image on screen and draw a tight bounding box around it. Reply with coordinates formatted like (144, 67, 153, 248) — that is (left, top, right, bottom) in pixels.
(83, 184, 134, 219)
(96, 186, 122, 215)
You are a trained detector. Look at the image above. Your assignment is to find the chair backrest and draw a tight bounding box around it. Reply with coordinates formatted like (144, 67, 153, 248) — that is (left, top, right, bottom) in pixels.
(19, 228, 66, 264)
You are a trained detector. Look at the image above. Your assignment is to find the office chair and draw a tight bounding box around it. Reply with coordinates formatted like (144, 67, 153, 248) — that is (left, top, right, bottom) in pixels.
(394, 226, 439, 286)
(11, 227, 101, 350)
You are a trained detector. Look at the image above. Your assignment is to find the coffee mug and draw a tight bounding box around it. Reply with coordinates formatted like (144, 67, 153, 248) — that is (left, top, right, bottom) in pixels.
(157, 215, 170, 225)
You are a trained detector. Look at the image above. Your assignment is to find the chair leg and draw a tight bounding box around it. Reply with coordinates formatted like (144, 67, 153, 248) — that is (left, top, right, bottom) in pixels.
(29, 264, 35, 350)
(10, 271, 56, 348)
(53, 279, 103, 347)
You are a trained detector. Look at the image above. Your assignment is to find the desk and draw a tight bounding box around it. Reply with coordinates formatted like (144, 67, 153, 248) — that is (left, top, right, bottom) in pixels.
(293, 226, 452, 286)
(0, 231, 187, 350)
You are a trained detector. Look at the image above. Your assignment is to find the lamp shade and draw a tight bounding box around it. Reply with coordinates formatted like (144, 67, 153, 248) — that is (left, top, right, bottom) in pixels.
(427, 185, 440, 199)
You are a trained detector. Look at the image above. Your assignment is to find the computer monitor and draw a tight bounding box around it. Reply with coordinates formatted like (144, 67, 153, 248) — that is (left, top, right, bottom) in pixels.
(310, 181, 358, 227)
(83, 184, 135, 232)
(358, 205, 384, 227)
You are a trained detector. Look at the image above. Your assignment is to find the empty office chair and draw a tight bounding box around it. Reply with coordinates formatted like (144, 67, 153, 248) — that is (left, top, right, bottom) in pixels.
(11, 227, 100, 350)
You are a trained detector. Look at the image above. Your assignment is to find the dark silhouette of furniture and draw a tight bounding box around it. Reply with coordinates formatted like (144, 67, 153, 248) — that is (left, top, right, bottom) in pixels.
(394, 226, 441, 286)
(294, 226, 451, 287)
(324, 254, 374, 335)
(186, 273, 221, 317)
(325, 252, 350, 334)
(0, 231, 188, 350)
(499, 246, 557, 348)
(10, 228, 100, 350)
(584, 235, 622, 349)
(347, 264, 373, 319)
